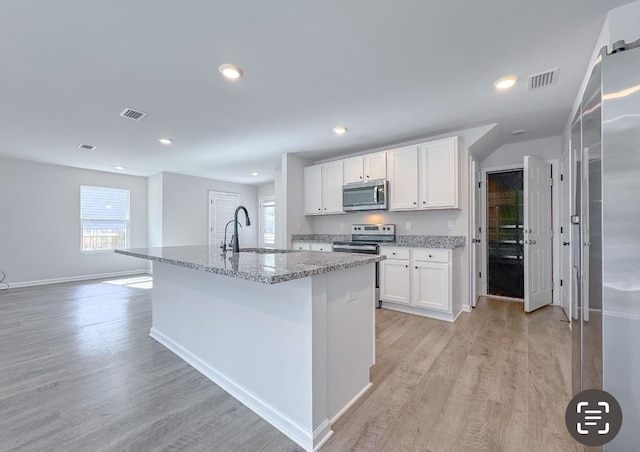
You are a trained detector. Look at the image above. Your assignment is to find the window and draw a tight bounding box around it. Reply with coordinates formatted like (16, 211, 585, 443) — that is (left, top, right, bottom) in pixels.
(259, 196, 276, 248)
(81, 186, 130, 251)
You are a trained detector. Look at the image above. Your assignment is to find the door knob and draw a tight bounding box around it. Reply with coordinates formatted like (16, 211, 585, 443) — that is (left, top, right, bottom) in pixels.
(531, 240, 536, 245)
(563, 241, 570, 246)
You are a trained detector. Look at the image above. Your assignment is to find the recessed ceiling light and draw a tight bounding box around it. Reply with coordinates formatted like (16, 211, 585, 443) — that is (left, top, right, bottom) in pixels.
(333, 125, 348, 135)
(219, 64, 243, 80)
(251, 172, 259, 176)
(512, 129, 526, 135)
(494, 75, 520, 90)
(114, 166, 124, 170)
(158, 138, 173, 145)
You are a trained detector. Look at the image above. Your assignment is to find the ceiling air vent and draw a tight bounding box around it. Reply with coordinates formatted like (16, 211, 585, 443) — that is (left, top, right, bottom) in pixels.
(119, 108, 147, 121)
(528, 68, 559, 91)
(78, 144, 96, 150)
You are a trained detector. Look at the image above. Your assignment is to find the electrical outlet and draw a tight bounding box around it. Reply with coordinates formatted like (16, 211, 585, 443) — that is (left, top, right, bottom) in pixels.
(406, 222, 411, 230)
(447, 221, 455, 231)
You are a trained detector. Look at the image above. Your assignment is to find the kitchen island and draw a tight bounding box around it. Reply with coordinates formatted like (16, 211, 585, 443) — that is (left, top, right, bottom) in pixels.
(115, 245, 383, 451)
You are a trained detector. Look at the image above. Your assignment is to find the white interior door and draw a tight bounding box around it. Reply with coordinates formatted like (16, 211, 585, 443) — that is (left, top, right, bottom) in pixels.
(209, 191, 240, 248)
(471, 158, 482, 307)
(560, 153, 571, 320)
(524, 156, 553, 312)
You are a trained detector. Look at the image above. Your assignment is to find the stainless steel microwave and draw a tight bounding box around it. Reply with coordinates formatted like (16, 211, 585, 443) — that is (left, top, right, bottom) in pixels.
(342, 180, 388, 211)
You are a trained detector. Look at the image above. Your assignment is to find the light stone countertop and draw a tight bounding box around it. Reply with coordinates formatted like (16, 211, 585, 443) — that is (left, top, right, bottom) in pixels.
(291, 234, 466, 249)
(115, 245, 384, 284)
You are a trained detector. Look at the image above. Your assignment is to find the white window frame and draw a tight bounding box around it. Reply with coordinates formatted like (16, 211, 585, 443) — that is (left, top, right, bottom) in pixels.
(259, 196, 276, 249)
(80, 185, 131, 253)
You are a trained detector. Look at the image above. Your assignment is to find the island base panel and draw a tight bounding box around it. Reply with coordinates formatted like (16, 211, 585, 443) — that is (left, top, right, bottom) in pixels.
(150, 261, 375, 451)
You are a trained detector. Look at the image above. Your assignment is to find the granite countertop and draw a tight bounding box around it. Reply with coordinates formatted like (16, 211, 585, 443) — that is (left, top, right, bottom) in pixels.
(291, 234, 350, 243)
(291, 234, 465, 249)
(387, 235, 466, 249)
(115, 246, 384, 284)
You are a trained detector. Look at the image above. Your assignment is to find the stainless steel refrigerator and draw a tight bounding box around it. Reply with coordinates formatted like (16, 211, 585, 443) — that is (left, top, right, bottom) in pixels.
(571, 40, 640, 450)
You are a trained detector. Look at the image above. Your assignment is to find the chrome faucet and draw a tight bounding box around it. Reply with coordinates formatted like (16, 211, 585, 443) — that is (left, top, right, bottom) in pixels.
(233, 206, 251, 252)
(222, 219, 242, 252)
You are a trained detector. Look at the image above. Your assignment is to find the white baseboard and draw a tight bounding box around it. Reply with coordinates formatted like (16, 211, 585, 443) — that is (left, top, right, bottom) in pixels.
(462, 304, 472, 312)
(7, 269, 151, 289)
(380, 302, 455, 322)
(330, 382, 372, 425)
(150, 327, 331, 452)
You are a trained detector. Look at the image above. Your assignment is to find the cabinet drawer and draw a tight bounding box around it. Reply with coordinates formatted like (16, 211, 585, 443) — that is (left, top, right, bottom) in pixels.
(310, 243, 332, 252)
(412, 248, 450, 263)
(380, 246, 410, 260)
(292, 242, 311, 251)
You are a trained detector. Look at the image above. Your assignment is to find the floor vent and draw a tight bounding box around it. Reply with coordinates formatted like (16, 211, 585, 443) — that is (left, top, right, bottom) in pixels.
(78, 144, 96, 150)
(119, 108, 147, 121)
(528, 68, 559, 91)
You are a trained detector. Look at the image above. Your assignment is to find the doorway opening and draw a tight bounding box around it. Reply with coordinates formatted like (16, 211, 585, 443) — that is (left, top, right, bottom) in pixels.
(487, 170, 524, 299)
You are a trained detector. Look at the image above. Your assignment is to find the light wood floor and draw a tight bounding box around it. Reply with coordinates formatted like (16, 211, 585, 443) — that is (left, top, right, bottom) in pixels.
(0, 279, 579, 451)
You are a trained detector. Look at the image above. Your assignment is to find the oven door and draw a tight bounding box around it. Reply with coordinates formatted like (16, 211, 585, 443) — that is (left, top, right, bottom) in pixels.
(342, 181, 387, 211)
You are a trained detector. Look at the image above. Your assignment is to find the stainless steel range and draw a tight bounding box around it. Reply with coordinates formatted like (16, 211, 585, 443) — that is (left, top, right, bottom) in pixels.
(332, 224, 396, 307)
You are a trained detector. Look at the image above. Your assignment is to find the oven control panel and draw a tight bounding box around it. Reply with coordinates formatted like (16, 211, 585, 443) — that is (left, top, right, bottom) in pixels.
(351, 224, 395, 235)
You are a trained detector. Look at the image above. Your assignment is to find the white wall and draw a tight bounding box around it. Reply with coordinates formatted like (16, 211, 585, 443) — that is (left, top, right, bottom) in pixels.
(148, 172, 163, 248)
(160, 172, 259, 248)
(258, 182, 275, 198)
(281, 154, 313, 248)
(274, 168, 286, 249)
(0, 157, 148, 285)
(480, 136, 562, 169)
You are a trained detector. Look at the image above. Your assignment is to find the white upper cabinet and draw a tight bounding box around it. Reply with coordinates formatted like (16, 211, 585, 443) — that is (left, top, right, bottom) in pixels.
(322, 160, 344, 214)
(304, 161, 344, 215)
(343, 157, 364, 184)
(387, 145, 419, 210)
(304, 165, 323, 215)
(364, 151, 387, 181)
(343, 151, 386, 184)
(388, 137, 458, 211)
(418, 137, 458, 209)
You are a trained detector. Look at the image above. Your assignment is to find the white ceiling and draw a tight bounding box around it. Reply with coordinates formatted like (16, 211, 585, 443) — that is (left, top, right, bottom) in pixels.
(0, 0, 628, 184)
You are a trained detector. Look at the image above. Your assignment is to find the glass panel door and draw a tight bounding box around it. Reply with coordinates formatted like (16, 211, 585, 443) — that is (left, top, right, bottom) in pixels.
(487, 170, 524, 298)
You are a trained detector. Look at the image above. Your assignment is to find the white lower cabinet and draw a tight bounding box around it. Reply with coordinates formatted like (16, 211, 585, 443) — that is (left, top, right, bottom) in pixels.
(310, 243, 332, 252)
(292, 242, 311, 250)
(379, 259, 410, 304)
(412, 262, 450, 312)
(379, 246, 454, 321)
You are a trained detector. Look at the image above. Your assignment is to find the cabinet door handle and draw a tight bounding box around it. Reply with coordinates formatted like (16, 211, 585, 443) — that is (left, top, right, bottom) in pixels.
(415, 266, 418, 269)
(392, 252, 396, 255)
(563, 241, 570, 246)
(413, 202, 417, 205)
(429, 255, 432, 258)
(360, 176, 363, 179)
(405, 265, 408, 268)
(318, 208, 321, 211)
(324, 207, 326, 210)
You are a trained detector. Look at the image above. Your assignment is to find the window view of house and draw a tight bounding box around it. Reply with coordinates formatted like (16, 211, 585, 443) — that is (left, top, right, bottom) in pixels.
(80, 186, 130, 251)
